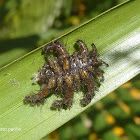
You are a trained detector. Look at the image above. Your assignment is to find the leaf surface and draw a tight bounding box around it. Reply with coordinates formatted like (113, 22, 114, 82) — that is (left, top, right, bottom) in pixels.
(0, 0, 140, 139)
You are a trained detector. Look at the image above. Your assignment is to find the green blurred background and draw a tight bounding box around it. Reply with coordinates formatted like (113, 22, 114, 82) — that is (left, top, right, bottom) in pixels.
(0, 0, 139, 140)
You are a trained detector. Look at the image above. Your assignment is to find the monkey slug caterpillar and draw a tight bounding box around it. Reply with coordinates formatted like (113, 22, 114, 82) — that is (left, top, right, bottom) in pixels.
(24, 39, 109, 109)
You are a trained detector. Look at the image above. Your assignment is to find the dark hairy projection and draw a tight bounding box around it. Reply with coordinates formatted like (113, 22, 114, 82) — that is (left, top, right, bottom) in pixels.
(24, 39, 108, 109)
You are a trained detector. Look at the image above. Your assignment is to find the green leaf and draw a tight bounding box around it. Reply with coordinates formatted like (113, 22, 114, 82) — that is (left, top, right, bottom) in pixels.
(0, 0, 140, 139)
(0, 0, 63, 38)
